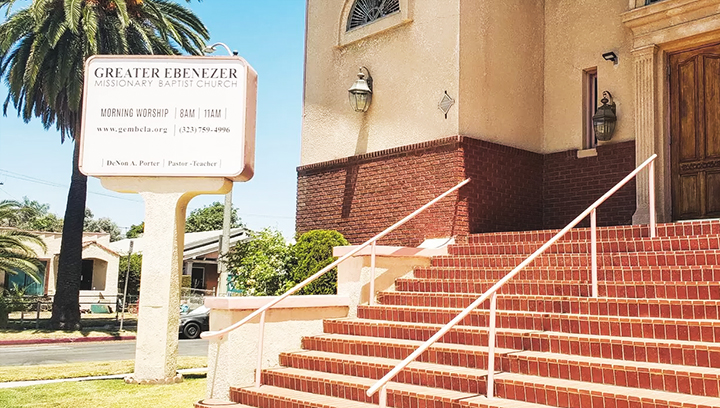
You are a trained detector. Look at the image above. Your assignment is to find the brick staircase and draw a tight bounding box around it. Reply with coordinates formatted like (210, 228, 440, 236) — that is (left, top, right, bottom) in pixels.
(197, 220, 720, 408)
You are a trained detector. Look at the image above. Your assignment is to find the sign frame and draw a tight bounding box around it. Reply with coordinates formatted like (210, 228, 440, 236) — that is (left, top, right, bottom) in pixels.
(79, 55, 256, 182)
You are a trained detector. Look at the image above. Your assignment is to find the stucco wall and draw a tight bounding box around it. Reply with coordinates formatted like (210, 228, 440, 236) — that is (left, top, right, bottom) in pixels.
(543, 0, 635, 153)
(303, 0, 461, 165)
(303, 0, 639, 165)
(459, 0, 545, 152)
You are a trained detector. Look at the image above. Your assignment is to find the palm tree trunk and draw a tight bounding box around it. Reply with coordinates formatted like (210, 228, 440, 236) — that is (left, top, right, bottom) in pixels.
(50, 135, 87, 330)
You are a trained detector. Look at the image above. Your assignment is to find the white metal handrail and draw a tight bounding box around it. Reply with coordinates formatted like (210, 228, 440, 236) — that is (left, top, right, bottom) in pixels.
(366, 154, 657, 404)
(201, 178, 471, 388)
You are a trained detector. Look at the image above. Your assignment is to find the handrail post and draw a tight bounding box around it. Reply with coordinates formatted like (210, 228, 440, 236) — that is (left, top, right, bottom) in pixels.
(591, 209, 598, 298)
(255, 310, 267, 388)
(486, 292, 498, 399)
(379, 384, 388, 408)
(370, 241, 377, 306)
(649, 159, 656, 238)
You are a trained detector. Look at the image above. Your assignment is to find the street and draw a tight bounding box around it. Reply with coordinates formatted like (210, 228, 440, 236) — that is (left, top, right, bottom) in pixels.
(0, 339, 208, 366)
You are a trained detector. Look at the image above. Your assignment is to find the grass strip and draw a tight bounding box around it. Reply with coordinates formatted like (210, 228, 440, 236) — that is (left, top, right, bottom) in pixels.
(0, 329, 136, 341)
(0, 376, 206, 408)
(0, 356, 207, 382)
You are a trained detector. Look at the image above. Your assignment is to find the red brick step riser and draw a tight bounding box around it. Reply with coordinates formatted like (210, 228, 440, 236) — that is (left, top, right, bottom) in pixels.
(450, 235, 720, 256)
(391, 279, 720, 300)
(501, 353, 720, 397)
(230, 388, 329, 408)
(277, 352, 487, 394)
(413, 266, 720, 282)
(324, 319, 720, 365)
(355, 307, 720, 342)
(303, 333, 720, 368)
(257, 370, 468, 408)
(299, 336, 720, 396)
(431, 251, 720, 268)
(490, 376, 712, 408)
(464, 221, 720, 244)
(377, 292, 720, 319)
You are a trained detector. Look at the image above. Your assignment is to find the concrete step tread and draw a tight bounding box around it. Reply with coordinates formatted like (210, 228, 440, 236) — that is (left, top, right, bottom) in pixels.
(265, 366, 477, 401)
(495, 372, 720, 405)
(362, 304, 720, 323)
(461, 395, 559, 408)
(195, 399, 251, 407)
(236, 384, 377, 408)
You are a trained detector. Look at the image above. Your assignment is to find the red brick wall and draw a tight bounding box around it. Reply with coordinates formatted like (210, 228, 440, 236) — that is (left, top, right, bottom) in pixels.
(462, 138, 544, 234)
(296, 137, 638, 245)
(542, 141, 636, 229)
(296, 138, 467, 246)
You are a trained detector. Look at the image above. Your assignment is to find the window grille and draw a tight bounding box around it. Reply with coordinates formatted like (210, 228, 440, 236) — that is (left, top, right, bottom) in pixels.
(346, 0, 401, 31)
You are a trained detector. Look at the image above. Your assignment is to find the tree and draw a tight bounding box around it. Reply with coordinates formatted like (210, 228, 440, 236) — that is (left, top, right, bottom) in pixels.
(0, 201, 47, 283)
(225, 228, 291, 296)
(118, 252, 142, 297)
(84, 209, 121, 241)
(0, 197, 63, 232)
(186, 201, 244, 233)
(125, 222, 144, 239)
(0, 0, 209, 329)
(285, 230, 348, 295)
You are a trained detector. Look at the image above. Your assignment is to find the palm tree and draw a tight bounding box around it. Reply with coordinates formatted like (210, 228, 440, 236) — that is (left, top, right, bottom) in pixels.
(0, 201, 47, 283)
(0, 0, 209, 329)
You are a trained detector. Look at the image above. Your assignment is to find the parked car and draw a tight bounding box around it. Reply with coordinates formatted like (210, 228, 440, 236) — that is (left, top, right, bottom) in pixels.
(179, 305, 209, 339)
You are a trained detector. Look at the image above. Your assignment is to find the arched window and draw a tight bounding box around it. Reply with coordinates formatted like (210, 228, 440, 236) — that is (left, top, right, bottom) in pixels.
(346, 0, 400, 31)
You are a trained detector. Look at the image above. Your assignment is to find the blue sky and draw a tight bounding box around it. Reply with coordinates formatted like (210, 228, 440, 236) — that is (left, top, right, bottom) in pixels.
(0, 1, 306, 239)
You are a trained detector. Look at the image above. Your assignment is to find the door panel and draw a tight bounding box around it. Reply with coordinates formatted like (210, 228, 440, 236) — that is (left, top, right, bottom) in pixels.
(678, 60, 698, 162)
(679, 175, 700, 217)
(705, 56, 720, 158)
(671, 42, 720, 220)
(708, 171, 720, 214)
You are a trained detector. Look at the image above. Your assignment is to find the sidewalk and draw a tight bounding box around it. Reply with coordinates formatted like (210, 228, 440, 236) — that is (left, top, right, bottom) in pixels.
(0, 368, 207, 389)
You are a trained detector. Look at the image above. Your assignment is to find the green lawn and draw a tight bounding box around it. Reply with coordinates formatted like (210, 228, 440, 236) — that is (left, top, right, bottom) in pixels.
(0, 357, 207, 382)
(0, 375, 206, 408)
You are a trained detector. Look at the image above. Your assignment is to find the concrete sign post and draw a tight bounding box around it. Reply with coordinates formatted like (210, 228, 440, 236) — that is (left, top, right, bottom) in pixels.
(80, 55, 257, 384)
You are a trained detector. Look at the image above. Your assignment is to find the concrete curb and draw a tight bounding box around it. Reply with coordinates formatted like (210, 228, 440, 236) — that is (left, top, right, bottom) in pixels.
(0, 335, 136, 346)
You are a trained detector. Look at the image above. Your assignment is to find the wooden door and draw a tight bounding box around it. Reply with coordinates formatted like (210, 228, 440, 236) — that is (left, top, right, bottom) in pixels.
(670, 43, 720, 220)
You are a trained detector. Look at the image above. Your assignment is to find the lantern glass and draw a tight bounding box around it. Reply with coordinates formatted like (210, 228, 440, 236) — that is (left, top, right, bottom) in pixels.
(348, 68, 373, 112)
(592, 93, 617, 141)
(350, 92, 371, 112)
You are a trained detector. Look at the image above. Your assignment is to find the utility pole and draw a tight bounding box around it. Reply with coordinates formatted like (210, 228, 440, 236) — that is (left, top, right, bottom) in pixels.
(119, 240, 134, 332)
(203, 41, 237, 297)
(217, 191, 232, 296)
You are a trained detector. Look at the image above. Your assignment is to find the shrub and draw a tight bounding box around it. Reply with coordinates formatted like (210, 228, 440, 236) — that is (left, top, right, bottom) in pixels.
(225, 228, 291, 296)
(285, 230, 349, 295)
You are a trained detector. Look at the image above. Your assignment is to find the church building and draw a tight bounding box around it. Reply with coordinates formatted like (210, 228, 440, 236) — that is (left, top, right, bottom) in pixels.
(295, 0, 720, 246)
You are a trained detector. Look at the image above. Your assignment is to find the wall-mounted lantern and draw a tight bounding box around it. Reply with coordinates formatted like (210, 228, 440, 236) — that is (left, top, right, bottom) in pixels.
(592, 91, 617, 141)
(348, 67, 373, 112)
